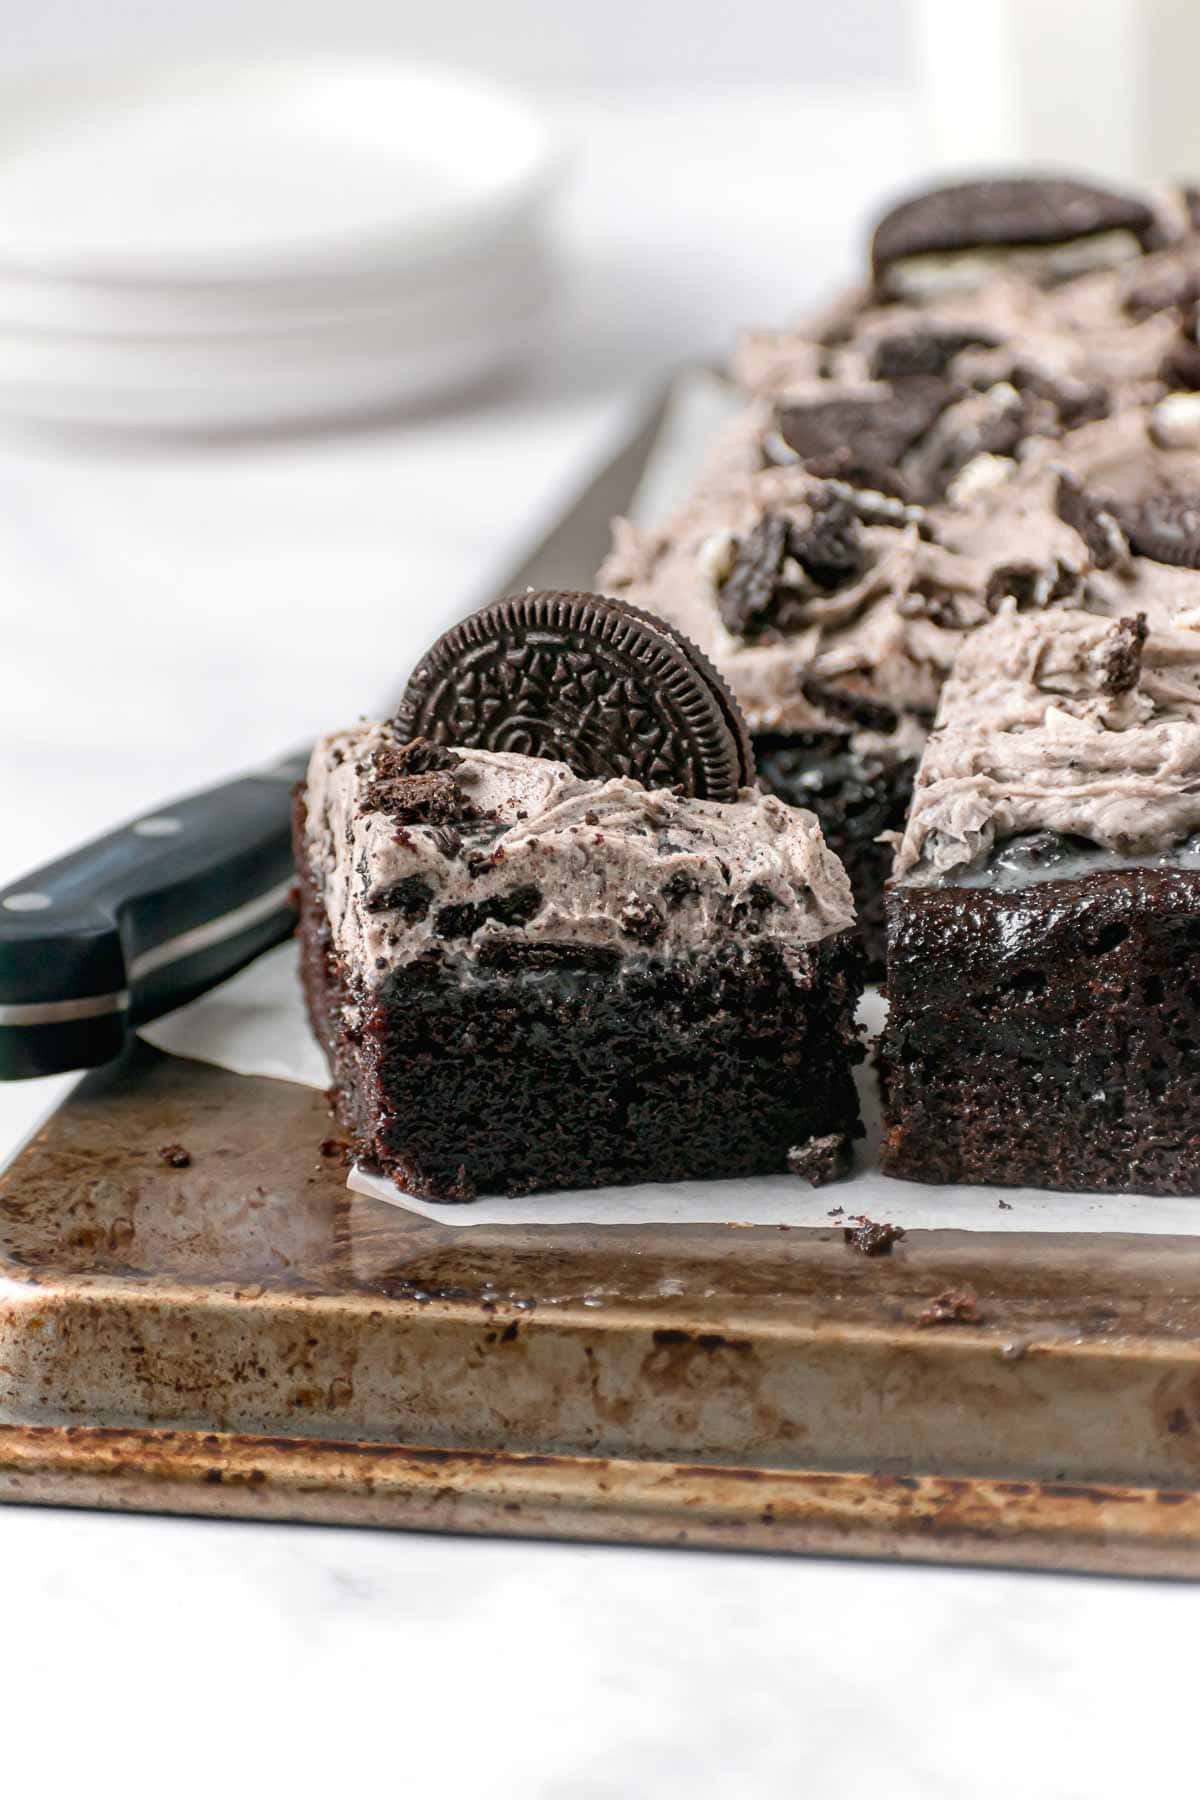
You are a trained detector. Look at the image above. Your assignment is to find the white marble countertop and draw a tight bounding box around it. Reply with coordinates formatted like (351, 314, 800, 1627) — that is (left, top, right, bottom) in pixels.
(1, 84, 1196, 1798)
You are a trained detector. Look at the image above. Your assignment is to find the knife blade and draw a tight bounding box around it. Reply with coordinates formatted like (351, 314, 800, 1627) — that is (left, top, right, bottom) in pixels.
(0, 382, 674, 1079)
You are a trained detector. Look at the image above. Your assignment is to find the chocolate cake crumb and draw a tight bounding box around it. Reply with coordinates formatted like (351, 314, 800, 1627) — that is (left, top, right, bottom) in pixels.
(843, 1216, 906, 1256)
(998, 1198, 1013, 1210)
(319, 1136, 351, 1163)
(917, 1285, 981, 1328)
(787, 1132, 851, 1186)
(158, 1143, 192, 1169)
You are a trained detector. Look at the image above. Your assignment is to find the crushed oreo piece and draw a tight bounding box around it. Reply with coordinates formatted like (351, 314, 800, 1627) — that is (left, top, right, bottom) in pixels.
(777, 380, 954, 492)
(1097, 613, 1148, 696)
(619, 897, 666, 945)
(366, 874, 435, 920)
(798, 677, 899, 735)
(732, 881, 780, 932)
(985, 558, 1080, 612)
(1009, 363, 1110, 429)
(661, 869, 702, 909)
(717, 497, 865, 642)
(843, 1216, 906, 1257)
(473, 939, 621, 973)
(1055, 473, 1131, 570)
(434, 883, 544, 941)
(1160, 326, 1200, 392)
(381, 737, 461, 774)
(364, 745, 475, 826)
(868, 328, 997, 381)
(158, 1143, 191, 1169)
(794, 490, 865, 590)
(430, 824, 463, 859)
(716, 512, 792, 638)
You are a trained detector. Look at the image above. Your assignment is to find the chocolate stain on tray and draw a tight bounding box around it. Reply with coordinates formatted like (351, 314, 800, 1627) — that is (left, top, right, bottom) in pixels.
(843, 1216, 906, 1257)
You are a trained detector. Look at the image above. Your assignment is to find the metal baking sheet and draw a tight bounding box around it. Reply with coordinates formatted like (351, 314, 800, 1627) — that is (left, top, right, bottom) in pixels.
(2, 1043, 1200, 1576)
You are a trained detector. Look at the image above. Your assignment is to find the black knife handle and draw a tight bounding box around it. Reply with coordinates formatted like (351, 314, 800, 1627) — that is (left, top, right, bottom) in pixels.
(0, 751, 310, 1079)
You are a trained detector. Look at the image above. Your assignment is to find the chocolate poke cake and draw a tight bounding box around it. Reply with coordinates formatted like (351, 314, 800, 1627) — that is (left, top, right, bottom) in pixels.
(296, 592, 864, 1200)
(600, 174, 1200, 967)
(880, 602, 1200, 1194)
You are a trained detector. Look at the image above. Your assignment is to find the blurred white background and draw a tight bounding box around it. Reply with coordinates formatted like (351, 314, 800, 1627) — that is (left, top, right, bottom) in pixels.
(2, 8, 1198, 1796)
(0, 0, 910, 84)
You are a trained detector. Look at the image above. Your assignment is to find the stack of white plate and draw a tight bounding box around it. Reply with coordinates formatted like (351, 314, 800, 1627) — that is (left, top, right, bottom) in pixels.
(0, 56, 559, 431)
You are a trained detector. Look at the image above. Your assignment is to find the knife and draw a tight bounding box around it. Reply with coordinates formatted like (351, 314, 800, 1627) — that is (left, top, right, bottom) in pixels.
(0, 384, 674, 1079)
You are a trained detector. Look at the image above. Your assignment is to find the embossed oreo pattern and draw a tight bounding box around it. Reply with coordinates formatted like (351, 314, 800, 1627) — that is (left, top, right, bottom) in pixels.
(396, 590, 755, 803)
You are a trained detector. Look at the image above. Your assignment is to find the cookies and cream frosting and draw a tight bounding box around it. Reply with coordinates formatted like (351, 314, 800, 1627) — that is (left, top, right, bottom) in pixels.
(894, 603, 1200, 883)
(304, 728, 855, 984)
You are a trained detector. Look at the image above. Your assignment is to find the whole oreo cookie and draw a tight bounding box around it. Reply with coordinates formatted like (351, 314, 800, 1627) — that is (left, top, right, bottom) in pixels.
(396, 590, 755, 803)
(871, 175, 1159, 287)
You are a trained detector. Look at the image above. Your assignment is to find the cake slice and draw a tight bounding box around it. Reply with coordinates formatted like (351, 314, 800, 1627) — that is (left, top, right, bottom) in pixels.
(881, 603, 1200, 1193)
(297, 735, 862, 1199)
(296, 592, 864, 1201)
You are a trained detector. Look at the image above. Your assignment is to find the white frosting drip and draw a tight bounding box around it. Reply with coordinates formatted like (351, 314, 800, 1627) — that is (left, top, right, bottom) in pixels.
(304, 729, 855, 986)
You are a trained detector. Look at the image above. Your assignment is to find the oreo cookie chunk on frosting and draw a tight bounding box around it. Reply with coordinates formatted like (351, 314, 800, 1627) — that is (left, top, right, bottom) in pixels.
(872, 175, 1165, 301)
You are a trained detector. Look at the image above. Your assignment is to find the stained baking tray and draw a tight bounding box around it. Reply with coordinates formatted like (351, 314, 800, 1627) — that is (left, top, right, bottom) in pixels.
(3, 1043, 1200, 1575)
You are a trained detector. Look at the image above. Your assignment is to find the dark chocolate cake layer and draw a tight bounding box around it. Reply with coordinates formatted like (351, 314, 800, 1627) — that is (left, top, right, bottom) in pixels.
(881, 866, 1200, 1194)
(296, 732, 864, 1201)
(753, 732, 916, 978)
